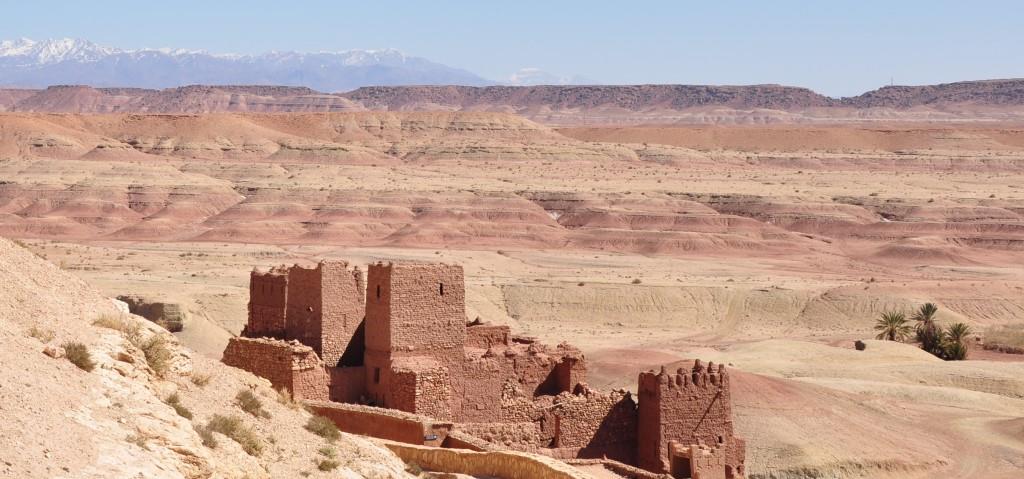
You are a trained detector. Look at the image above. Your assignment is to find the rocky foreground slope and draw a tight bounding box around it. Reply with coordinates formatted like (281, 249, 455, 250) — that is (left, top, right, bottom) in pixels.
(0, 236, 412, 478)
(5, 79, 1024, 123)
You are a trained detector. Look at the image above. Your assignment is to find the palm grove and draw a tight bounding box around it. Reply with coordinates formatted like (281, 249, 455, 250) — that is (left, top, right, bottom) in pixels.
(874, 303, 972, 360)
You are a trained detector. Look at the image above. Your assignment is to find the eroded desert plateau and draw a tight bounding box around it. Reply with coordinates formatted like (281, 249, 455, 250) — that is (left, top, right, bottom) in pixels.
(3, 111, 1024, 478)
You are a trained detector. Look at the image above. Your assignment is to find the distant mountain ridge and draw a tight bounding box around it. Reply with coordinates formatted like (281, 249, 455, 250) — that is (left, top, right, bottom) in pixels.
(0, 37, 492, 91)
(4, 79, 1024, 124)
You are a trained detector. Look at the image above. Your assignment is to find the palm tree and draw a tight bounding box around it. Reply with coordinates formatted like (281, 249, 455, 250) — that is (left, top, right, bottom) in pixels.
(874, 311, 912, 341)
(943, 322, 973, 360)
(912, 303, 943, 355)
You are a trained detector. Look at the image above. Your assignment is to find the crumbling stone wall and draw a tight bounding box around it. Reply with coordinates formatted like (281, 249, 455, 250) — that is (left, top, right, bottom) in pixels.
(328, 366, 366, 403)
(306, 401, 452, 447)
(283, 261, 365, 367)
(669, 441, 729, 479)
(117, 295, 186, 332)
(466, 323, 511, 348)
(552, 388, 637, 464)
(389, 358, 453, 420)
(365, 262, 466, 417)
(221, 337, 328, 400)
(637, 361, 744, 478)
(225, 259, 745, 479)
(245, 268, 288, 337)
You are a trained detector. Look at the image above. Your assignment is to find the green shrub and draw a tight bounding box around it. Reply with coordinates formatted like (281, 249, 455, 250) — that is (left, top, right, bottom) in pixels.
(236, 390, 271, 418)
(206, 414, 262, 456)
(62, 341, 95, 372)
(163, 393, 193, 419)
(304, 415, 340, 441)
(406, 462, 423, 476)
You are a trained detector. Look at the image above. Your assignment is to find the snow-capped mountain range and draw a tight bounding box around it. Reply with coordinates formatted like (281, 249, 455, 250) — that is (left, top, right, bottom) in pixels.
(0, 38, 493, 91)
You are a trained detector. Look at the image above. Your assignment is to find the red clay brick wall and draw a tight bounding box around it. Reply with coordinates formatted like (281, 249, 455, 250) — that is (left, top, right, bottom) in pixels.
(460, 355, 513, 422)
(319, 261, 365, 367)
(465, 324, 511, 349)
(390, 361, 453, 420)
(245, 269, 287, 337)
(637, 361, 739, 475)
(308, 402, 430, 445)
(365, 262, 467, 417)
(553, 390, 637, 464)
(285, 264, 323, 356)
(328, 366, 366, 403)
(221, 337, 328, 401)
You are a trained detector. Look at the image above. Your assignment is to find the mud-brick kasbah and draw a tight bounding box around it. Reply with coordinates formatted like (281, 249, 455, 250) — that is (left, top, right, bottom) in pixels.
(222, 260, 746, 479)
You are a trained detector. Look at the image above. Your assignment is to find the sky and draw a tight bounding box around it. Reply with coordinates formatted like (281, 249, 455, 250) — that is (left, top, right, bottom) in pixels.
(1, 0, 1022, 97)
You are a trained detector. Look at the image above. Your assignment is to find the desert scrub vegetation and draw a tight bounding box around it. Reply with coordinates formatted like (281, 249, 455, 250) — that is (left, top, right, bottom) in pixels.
(305, 415, 340, 441)
(62, 341, 95, 372)
(315, 446, 340, 471)
(190, 371, 212, 387)
(93, 313, 174, 375)
(276, 388, 302, 410)
(163, 392, 193, 420)
(983, 324, 1024, 354)
(203, 414, 263, 456)
(93, 314, 141, 343)
(28, 325, 55, 343)
(139, 336, 173, 377)
(236, 389, 271, 418)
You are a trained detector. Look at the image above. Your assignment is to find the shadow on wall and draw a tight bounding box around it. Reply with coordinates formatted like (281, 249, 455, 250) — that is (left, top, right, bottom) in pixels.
(337, 320, 365, 367)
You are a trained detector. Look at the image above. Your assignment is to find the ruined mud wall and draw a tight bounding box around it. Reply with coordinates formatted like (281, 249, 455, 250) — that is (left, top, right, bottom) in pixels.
(306, 401, 451, 447)
(221, 337, 328, 400)
(553, 389, 637, 463)
(319, 261, 365, 367)
(636, 361, 741, 475)
(465, 324, 511, 348)
(245, 269, 287, 337)
(365, 262, 467, 416)
(284, 265, 324, 359)
(382, 441, 594, 479)
(328, 366, 366, 403)
(390, 359, 453, 420)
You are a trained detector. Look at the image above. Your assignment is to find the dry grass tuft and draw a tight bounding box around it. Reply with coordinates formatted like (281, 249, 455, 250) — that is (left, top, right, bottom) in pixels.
(190, 371, 212, 387)
(139, 336, 173, 377)
(62, 341, 95, 372)
(28, 326, 55, 343)
(163, 392, 193, 420)
(305, 415, 340, 442)
(237, 389, 271, 418)
(984, 323, 1024, 353)
(92, 314, 141, 343)
(205, 414, 263, 456)
(276, 388, 302, 410)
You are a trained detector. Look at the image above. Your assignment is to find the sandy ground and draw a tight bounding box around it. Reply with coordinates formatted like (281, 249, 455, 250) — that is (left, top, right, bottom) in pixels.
(3, 113, 1024, 478)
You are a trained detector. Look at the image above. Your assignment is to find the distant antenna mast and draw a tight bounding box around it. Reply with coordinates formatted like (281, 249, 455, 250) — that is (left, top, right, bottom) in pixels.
(890, 77, 894, 87)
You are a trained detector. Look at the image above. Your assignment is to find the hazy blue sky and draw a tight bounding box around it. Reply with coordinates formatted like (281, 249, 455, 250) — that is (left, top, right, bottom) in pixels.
(2, 0, 1022, 96)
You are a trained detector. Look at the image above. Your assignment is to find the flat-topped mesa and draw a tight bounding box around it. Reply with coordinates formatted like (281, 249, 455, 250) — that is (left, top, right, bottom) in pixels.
(222, 259, 745, 479)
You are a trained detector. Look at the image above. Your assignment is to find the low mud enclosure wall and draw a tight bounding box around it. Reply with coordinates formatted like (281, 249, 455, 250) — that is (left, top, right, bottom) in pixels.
(305, 401, 450, 446)
(383, 441, 593, 479)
